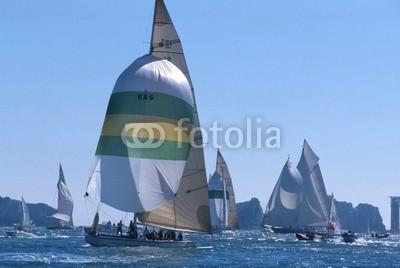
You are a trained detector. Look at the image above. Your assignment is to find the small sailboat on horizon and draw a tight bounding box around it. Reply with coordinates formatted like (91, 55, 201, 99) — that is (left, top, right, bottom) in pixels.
(5, 197, 36, 238)
(84, 0, 211, 248)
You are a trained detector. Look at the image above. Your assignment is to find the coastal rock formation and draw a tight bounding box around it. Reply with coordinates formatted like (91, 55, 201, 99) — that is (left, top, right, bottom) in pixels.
(0, 196, 56, 227)
(237, 198, 264, 229)
(335, 201, 386, 233)
(235, 197, 386, 232)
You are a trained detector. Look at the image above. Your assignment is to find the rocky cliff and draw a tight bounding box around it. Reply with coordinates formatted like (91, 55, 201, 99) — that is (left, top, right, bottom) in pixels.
(235, 198, 386, 232)
(236, 198, 264, 229)
(0, 196, 56, 227)
(336, 201, 386, 233)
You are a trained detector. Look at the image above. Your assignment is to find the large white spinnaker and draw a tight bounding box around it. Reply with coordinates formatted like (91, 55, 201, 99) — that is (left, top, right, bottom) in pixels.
(85, 54, 194, 213)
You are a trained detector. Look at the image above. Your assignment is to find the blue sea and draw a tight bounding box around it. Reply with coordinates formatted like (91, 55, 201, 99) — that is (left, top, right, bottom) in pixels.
(1, 227, 400, 267)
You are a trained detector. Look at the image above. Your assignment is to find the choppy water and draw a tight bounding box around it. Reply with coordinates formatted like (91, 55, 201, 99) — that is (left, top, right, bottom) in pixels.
(1, 227, 400, 267)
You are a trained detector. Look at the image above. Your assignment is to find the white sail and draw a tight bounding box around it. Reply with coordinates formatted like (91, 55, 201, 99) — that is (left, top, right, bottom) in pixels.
(296, 140, 330, 227)
(216, 150, 237, 229)
(20, 197, 31, 227)
(263, 140, 331, 231)
(137, 0, 211, 233)
(263, 159, 303, 227)
(52, 164, 74, 226)
(327, 193, 341, 236)
(208, 171, 229, 228)
(85, 53, 194, 213)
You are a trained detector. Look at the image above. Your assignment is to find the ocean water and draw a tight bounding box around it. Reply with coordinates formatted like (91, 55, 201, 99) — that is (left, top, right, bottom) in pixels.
(1, 227, 400, 267)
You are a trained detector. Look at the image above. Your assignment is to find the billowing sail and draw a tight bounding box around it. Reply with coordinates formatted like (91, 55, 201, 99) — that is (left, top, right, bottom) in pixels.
(262, 159, 303, 227)
(20, 197, 31, 227)
(216, 150, 237, 229)
(296, 140, 330, 226)
(138, 0, 211, 232)
(52, 164, 74, 225)
(263, 140, 331, 231)
(208, 172, 229, 228)
(85, 54, 194, 213)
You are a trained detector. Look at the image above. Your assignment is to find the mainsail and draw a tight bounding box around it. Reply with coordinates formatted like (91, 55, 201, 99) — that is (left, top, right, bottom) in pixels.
(263, 140, 330, 230)
(51, 164, 74, 226)
(208, 172, 229, 228)
(137, 0, 211, 233)
(215, 150, 237, 229)
(20, 197, 31, 227)
(296, 140, 330, 227)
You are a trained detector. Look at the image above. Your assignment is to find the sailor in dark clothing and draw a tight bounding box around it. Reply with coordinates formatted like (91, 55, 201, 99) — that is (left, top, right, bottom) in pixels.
(116, 220, 123, 236)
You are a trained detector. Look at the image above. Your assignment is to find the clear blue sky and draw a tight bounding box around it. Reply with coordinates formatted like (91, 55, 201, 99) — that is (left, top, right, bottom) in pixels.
(1, 0, 399, 228)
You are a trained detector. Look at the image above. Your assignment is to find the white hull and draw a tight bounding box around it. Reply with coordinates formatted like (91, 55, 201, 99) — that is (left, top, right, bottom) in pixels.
(5, 230, 36, 238)
(85, 234, 195, 248)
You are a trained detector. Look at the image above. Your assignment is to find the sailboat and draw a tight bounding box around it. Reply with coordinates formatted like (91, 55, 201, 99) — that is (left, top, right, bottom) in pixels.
(5, 197, 36, 238)
(326, 193, 341, 237)
(84, 0, 211, 248)
(208, 150, 237, 234)
(262, 140, 331, 234)
(47, 164, 74, 229)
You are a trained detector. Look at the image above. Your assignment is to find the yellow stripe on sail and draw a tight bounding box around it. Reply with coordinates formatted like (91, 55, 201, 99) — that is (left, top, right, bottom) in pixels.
(101, 114, 192, 143)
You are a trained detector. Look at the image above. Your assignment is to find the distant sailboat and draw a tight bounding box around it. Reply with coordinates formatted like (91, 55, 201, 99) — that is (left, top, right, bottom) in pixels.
(48, 164, 74, 229)
(5, 197, 36, 237)
(84, 0, 210, 248)
(327, 193, 341, 237)
(20, 197, 32, 228)
(263, 140, 332, 234)
(208, 150, 237, 234)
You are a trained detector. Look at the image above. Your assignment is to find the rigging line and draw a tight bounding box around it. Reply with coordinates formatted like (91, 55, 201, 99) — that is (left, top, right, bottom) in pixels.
(186, 184, 208, 194)
(84, 197, 116, 223)
(182, 169, 205, 178)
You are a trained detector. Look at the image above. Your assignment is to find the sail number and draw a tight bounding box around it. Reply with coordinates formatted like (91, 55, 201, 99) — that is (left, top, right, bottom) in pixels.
(137, 94, 153, 100)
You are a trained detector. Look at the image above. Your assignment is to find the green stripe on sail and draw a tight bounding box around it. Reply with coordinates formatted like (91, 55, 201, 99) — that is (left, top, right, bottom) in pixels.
(106, 91, 194, 123)
(208, 190, 230, 199)
(96, 136, 191, 160)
